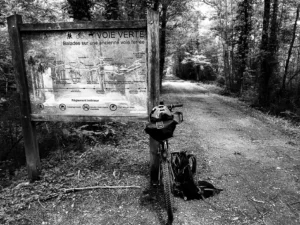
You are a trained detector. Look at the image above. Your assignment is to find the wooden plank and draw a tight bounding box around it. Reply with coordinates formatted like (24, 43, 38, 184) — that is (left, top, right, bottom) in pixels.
(31, 114, 148, 122)
(147, 9, 160, 111)
(20, 20, 147, 32)
(147, 9, 160, 183)
(7, 14, 40, 182)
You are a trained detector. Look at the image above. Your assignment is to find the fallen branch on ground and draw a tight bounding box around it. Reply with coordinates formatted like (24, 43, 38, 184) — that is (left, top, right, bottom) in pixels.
(38, 198, 46, 209)
(251, 197, 265, 204)
(64, 185, 142, 193)
(288, 201, 300, 206)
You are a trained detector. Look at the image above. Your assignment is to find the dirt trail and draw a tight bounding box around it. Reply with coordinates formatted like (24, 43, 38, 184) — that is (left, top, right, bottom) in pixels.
(162, 79, 300, 225)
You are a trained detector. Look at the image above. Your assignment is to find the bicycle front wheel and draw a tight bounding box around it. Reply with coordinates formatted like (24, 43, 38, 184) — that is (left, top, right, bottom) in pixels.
(162, 160, 174, 224)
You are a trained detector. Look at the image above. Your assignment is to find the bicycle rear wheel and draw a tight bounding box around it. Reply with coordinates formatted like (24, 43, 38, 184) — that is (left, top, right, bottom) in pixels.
(162, 160, 174, 224)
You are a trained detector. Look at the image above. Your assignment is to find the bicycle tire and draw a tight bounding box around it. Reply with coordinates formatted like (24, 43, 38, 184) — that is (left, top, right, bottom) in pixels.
(162, 160, 174, 224)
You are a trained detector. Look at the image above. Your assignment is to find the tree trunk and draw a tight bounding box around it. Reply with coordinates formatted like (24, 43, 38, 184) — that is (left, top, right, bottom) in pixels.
(104, 0, 120, 20)
(159, 5, 168, 91)
(268, 0, 279, 100)
(223, 45, 231, 88)
(5, 77, 8, 94)
(223, 0, 231, 90)
(258, 0, 271, 106)
(281, 4, 300, 93)
(269, 0, 278, 62)
(153, 0, 159, 11)
(236, 0, 252, 93)
(67, 0, 93, 21)
(230, 0, 235, 89)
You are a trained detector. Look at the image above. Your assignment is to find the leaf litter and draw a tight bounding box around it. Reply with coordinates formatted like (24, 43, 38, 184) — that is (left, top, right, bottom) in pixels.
(0, 121, 155, 225)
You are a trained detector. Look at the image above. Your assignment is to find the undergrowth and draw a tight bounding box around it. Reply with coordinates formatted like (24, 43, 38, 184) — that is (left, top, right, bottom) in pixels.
(0, 104, 130, 188)
(0, 121, 149, 225)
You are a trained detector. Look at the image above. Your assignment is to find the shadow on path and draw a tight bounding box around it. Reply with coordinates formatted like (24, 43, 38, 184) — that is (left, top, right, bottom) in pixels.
(140, 186, 171, 225)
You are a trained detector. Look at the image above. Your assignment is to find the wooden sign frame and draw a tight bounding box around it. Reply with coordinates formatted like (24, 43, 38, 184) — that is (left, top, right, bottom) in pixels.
(7, 10, 159, 181)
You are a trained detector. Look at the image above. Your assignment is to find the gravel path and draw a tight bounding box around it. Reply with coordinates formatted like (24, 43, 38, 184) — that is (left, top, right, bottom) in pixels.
(161, 79, 300, 225)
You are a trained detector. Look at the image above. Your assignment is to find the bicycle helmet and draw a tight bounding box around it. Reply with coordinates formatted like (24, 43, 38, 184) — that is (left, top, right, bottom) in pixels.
(149, 103, 173, 122)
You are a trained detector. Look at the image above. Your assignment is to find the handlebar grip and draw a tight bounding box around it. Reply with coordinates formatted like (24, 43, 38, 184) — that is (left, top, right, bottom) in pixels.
(171, 104, 183, 108)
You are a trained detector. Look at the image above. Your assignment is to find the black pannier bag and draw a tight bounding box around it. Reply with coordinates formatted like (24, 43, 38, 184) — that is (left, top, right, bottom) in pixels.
(171, 151, 223, 200)
(145, 120, 178, 141)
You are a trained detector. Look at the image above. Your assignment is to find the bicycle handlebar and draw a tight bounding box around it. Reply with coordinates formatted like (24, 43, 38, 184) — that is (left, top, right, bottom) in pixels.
(167, 104, 183, 110)
(170, 104, 183, 108)
(159, 101, 183, 110)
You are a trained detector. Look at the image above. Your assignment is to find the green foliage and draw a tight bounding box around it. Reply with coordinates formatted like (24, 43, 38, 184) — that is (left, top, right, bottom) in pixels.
(0, 0, 67, 171)
(64, 0, 94, 21)
(101, 0, 155, 21)
(167, 3, 218, 82)
(182, 52, 211, 66)
(1, 0, 64, 24)
(36, 121, 121, 161)
(0, 93, 23, 167)
(62, 122, 117, 146)
(0, 29, 13, 95)
(103, 0, 120, 20)
(198, 0, 300, 117)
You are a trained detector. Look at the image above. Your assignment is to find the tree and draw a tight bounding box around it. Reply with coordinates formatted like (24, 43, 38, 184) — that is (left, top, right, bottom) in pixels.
(235, 0, 253, 93)
(200, 0, 238, 90)
(65, 0, 94, 21)
(103, 0, 120, 20)
(1, 0, 63, 24)
(258, 0, 279, 107)
(258, 0, 271, 106)
(281, 4, 300, 93)
(1, 0, 64, 96)
(157, 0, 189, 89)
(0, 29, 14, 95)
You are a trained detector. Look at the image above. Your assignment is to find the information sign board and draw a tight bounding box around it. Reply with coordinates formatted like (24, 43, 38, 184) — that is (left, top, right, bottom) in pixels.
(8, 11, 159, 181)
(22, 29, 148, 118)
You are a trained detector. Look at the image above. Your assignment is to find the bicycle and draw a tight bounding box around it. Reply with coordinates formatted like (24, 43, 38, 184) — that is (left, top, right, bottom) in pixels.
(145, 101, 183, 224)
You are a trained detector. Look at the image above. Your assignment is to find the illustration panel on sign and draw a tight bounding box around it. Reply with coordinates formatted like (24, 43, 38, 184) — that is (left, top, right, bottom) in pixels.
(22, 29, 147, 117)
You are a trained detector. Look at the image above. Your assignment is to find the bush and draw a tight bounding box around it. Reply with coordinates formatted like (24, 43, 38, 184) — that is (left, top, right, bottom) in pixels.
(216, 76, 225, 86)
(0, 93, 22, 163)
(0, 97, 122, 178)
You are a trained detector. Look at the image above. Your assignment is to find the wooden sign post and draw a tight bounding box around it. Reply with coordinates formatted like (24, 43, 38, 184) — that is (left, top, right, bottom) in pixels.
(7, 10, 160, 182)
(7, 15, 41, 181)
(147, 10, 161, 183)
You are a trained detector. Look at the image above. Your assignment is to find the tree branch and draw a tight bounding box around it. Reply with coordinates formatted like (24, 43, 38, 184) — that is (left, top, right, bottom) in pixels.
(286, 69, 300, 85)
(64, 185, 142, 193)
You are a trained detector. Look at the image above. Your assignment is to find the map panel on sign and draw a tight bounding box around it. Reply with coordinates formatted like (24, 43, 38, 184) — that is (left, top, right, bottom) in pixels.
(22, 30, 147, 117)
